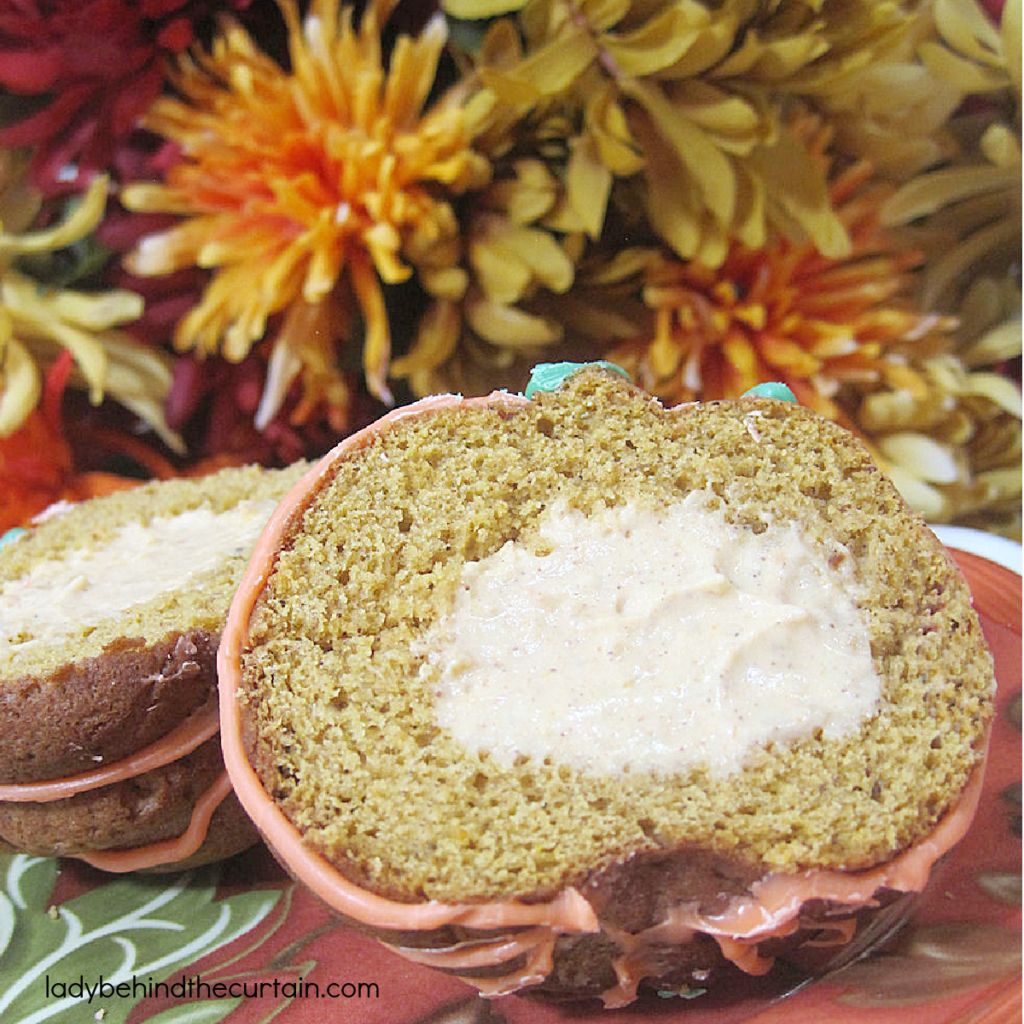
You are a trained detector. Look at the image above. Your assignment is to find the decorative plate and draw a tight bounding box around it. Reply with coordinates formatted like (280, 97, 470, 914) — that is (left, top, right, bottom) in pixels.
(0, 540, 1019, 1024)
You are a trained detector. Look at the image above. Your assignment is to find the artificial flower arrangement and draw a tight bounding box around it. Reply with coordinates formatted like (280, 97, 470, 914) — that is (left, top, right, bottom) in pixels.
(0, 0, 1019, 535)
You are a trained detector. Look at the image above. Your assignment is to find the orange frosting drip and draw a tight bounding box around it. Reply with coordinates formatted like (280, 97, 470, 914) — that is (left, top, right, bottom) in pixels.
(389, 926, 559, 993)
(74, 771, 232, 873)
(712, 936, 775, 977)
(218, 388, 990, 1004)
(802, 916, 859, 948)
(0, 697, 220, 802)
(468, 936, 557, 997)
(595, 755, 986, 1006)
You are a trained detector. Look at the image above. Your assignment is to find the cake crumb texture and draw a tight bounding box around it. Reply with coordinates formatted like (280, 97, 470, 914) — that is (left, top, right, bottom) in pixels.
(0, 461, 306, 782)
(241, 369, 995, 904)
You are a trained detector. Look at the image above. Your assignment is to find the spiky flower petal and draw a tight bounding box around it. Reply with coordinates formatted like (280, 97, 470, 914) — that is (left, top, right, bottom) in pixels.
(872, 0, 1022, 535)
(123, 0, 494, 422)
(445, 0, 952, 267)
(0, 153, 177, 449)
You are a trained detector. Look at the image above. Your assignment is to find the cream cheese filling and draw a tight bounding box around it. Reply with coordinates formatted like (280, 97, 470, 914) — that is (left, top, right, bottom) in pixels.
(0, 499, 279, 655)
(426, 494, 881, 777)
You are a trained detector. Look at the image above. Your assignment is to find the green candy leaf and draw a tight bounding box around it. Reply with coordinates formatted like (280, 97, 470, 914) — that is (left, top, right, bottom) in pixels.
(524, 360, 631, 398)
(742, 382, 798, 403)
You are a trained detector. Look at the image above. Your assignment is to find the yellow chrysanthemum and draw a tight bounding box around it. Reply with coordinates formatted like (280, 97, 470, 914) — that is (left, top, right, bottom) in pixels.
(867, 0, 1022, 535)
(394, 156, 582, 394)
(606, 140, 950, 421)
(0, 153, 177, 448)
(444, 0, 947, 268)
(123, 0, 494, 420)
(603, 104, 1020, 532)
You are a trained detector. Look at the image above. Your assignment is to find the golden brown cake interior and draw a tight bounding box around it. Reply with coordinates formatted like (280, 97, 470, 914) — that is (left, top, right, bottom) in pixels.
(241, 368, 994, 905)
(1, 463, 305, 672)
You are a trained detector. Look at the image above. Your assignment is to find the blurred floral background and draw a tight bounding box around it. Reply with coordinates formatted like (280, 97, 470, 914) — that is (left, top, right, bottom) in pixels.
(0, 0, 1019, 536)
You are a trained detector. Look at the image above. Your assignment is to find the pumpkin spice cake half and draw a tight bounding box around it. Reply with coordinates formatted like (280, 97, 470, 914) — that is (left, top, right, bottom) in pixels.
(0, 461, 306, 871)
(219, 364, 995, 1005)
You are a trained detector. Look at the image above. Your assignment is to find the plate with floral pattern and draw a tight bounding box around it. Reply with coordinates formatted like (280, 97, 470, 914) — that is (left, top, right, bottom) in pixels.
(0, 542, 1019, 1024)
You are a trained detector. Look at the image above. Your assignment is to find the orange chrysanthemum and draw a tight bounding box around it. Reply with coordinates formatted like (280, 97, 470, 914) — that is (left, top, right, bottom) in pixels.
(610, 152, 955, 426)
(123, 0, 493, 423)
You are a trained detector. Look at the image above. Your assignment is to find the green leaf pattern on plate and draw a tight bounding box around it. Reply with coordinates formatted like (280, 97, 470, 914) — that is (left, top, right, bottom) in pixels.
(0, 854, 280, 1024)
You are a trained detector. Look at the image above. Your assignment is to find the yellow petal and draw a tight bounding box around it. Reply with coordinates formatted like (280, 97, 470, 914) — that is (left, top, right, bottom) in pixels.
(15, 308, 109, 407)
(255, 332, 303, 429)
(747, 131, 850, 259)
(585, 86, 644, 176)
(44, 289, 144, 331)
(670, 80, 763, 151)
(622, 78, 736, 228)
(642, 144, 702, 259)
(880, 165, 1017, 224)
(961, 318, 1022, 367)
(980, 122, 1021, 170)
(731, 163, 767, 249)
(918, 39, 1009, 91)
(976, 465, 1022, 501)
(921, 217, 1020, 310)
(464, 293, 562, 346)
(933, 0, 1006, 68)
(519, 0, 559, 51)
(350, 255, 393, 404)
(0, 175, 107, 256)
(419, 265, 469, 300)
(879, 432, 961, 484)
(578, 0, 631, 32)
(120, 182, 198, 216)
(0, 336, 41, 436)
(693, 213, 729, 269)
(602, 10, 706, 77)
(1003, 0, 1021, 95)
(477, 215, 575, 293)
(393, 298, 461, 375)
(962, 371, 1023, 417)
(858, 389, 930, 432)
(505, 24, 598, 96)
(659, 6, 740, 79)
(383, 13, 448, 128)
(117, 393, 187, 454)
(582, 247, 658, 285)
(74, 333, 183, 452)
(469, 232, 534, 303)
(713, 26, 829, 81)
(566, 132, 612, 239)
(443, 0, 528, 19)
(485, 160, 559, 223)
(478, 16, 523, 69)
(884, 465, 949, 519)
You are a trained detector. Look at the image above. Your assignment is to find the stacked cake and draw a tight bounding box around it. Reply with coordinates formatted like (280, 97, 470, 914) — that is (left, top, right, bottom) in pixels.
(0, 462, 305, 871)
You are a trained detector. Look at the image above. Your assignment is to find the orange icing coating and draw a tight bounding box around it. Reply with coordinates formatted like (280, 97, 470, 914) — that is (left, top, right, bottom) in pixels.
(390, 926, 559, 994)
(593, 757, 986, 1006)
(218, 388, 989, 1003)
(803, 916, 859, 948)
(0, 687, 227, 873)
(712, 936, 774, 977)
(74, 771, 232, 872)
(0, 696, 219, 802)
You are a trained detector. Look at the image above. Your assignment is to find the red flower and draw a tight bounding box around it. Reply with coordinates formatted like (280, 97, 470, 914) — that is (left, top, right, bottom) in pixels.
(0, 0, 253, 195)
